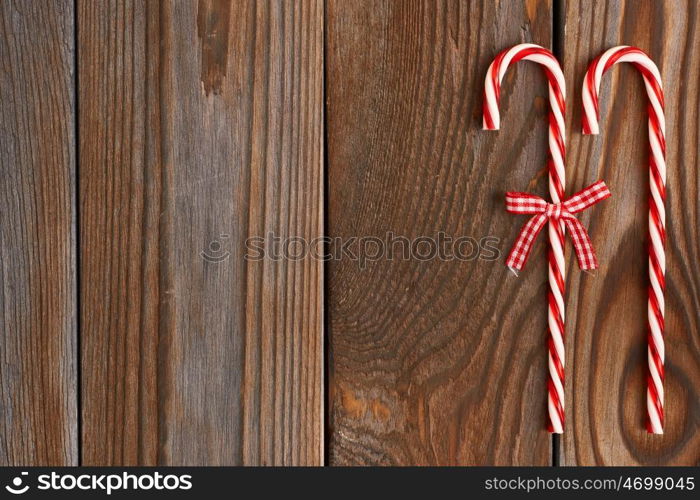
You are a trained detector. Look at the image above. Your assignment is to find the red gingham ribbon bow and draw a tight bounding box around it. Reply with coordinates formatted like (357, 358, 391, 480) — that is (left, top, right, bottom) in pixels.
(506, 180, 611, 272)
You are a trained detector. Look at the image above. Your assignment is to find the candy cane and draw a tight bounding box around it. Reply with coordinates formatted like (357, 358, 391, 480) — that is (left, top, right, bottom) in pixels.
(582, 46, 666, 434)
(483, 44, 567, 433)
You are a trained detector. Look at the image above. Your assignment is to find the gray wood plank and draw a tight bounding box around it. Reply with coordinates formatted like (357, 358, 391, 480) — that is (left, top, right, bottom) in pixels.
(79, 0, 323, 465)
(0, 0, 77, 466)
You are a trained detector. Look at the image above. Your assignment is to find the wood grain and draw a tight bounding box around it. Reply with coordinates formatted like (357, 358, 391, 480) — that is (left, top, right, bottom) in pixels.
(560, 0, 700, 465)
(326, 0, 555, 465)
(0, 0, 77, 465)
(79, 0, 323, 465)
(4, 0, 696, 467)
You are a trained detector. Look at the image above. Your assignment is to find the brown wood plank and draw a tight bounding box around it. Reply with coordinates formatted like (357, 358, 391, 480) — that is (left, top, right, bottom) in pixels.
(561, 0, 700, 465)
(79, 0, 323, 465)
(0, 0, 77, 465)
(326, 0, 554, 465)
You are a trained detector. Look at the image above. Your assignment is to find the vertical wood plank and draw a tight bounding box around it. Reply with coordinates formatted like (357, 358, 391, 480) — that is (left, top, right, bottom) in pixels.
(561, 0, 700, 465)
(0, 0, 77, 465)
(326, 0, 553, 465)
(79, 0, 323, 465)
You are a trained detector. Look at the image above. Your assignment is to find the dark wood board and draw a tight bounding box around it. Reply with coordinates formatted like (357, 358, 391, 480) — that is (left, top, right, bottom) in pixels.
(0, 0, 77, 465)
(2, 0, 697, 467)
(326, 0, 555, 465)
(79, 0, 323, 465)
(560, 0, 700, 465)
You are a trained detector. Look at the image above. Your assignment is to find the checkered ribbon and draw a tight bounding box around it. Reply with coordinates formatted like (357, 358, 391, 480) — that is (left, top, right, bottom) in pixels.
(506, 180, 611, 271)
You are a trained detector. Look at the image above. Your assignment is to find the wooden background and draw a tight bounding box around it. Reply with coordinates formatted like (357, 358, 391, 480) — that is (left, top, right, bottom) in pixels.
(0, 0, 697, 466)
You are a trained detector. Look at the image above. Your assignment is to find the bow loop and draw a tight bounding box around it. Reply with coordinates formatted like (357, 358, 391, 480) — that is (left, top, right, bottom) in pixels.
(505, 181, 611, 272)
(561, 180, 611, 214)
(505, 191, 549, 214)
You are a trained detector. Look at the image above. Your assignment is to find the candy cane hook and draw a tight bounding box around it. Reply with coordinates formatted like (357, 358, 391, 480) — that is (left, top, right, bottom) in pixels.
(582, 46, 666, 434)
(483, 44, 567, 433)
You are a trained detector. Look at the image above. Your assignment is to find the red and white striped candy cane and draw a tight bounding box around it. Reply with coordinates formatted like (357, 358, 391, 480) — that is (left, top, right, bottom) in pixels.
(582, 46, 666, 434)
(483, 44, 567, 433)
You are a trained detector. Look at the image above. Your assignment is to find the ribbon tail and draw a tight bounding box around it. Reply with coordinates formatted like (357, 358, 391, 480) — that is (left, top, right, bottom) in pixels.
(506, 214, 548, 272)
(564, 217, 598, 271)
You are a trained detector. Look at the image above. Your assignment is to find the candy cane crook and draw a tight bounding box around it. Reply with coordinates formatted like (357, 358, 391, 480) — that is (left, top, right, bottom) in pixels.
(582, 46, 666, 434)
(483, 44, 567, 433)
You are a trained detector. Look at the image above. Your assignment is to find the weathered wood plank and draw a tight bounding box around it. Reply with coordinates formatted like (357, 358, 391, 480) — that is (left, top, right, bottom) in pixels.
(0, 0, 77, 465)
(326, 0, 553, 465)
(79, 0, 323, 465)
(561, 0, 700, 465)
